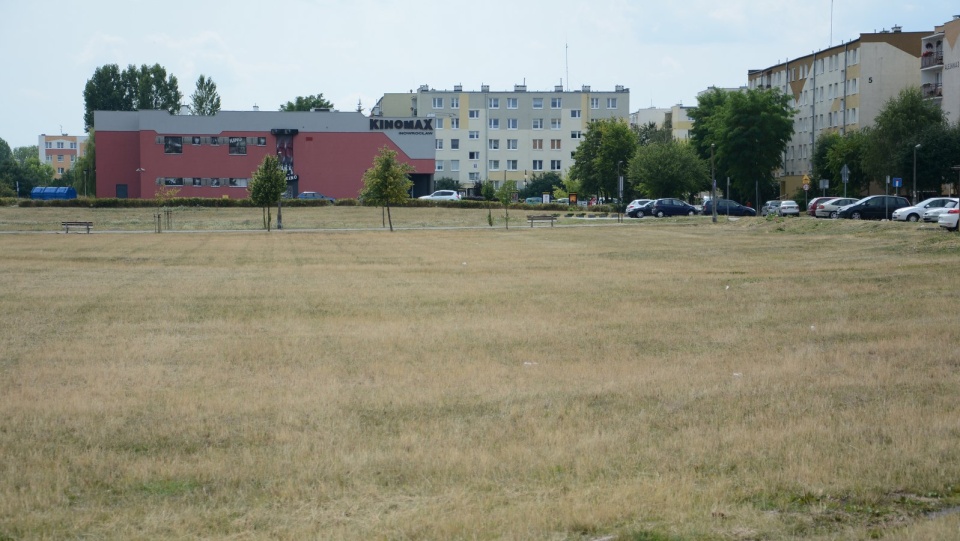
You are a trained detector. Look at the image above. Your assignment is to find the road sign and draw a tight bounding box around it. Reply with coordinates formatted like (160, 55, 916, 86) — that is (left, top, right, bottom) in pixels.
(841, 164, 850, 184)
(819, 179, 829, 189)
(893, 177, 903, 188)
(803, 184, 809, 191)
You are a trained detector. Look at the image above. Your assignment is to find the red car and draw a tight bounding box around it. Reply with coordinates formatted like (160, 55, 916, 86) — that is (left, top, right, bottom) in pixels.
(807, 197, 836, 217)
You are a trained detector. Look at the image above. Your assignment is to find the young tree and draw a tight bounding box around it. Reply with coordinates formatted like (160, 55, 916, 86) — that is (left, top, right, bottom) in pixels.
(359, 146, 413, 231)
(248, 155, 287, 231)
(629, 141, 708, 200)
(280, 94, 334, 112)
(495, 180, 518, 229)
(189, 75, 221, 116)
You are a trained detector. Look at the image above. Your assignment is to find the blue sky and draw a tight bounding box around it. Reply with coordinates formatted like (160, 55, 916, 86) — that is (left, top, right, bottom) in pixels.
(1, 0, 957, 149)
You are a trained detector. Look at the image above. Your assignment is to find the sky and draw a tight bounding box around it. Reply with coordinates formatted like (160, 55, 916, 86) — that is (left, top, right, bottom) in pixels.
(2, 0, 958, 150)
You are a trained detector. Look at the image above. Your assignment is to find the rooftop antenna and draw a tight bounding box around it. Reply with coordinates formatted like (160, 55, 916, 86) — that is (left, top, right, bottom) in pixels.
(830, 0, 834, 46)
(565, 43, 569, 91)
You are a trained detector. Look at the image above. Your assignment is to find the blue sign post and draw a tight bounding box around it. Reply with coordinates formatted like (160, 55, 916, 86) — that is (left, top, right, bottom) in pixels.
(892, 177, 903, 188)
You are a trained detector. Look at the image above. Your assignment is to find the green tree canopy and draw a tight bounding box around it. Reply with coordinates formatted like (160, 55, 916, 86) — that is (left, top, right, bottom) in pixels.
(825, 130, 870, 197)
(248, 155, 287, 231)
(863, 87, 946, 183)
(0, 137, 12, 164)
(13, 145, 37, 166)
(569, 118, 637, 201)
(74, 130, 96, 197)
(84, 63, 182, 130)
(813, 132, 841, 184)
(519, 172, 563, 199)
(280, 94, 334, 112)
(359, 146, 413, 231)
(433, 177, 460, 191)
(189, 75, 221, 116)
(629, 141, 708, 200)
(634, 120, 673, 147)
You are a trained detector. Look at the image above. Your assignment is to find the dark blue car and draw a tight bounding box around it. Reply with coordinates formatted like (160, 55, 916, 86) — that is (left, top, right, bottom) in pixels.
(649, 198, 698, 217)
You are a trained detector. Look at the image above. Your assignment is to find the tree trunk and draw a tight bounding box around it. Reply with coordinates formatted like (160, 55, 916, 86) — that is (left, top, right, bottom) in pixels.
(266, 207, 272, 232)
(386, 205, 394, 232)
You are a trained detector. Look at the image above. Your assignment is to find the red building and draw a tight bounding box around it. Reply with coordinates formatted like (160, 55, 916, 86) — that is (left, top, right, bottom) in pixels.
(95, 110, 436, 199)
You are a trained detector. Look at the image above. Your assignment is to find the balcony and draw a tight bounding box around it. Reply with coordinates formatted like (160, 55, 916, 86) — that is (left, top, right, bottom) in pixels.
(921, 53, 944, 69)
(922, 83, 943, 99)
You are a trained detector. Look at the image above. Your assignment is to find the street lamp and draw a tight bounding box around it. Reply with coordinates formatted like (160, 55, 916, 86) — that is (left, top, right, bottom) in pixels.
(710, 144, 717, 223)
(913, 143, 921, 204)
(617, 160, 623, 222)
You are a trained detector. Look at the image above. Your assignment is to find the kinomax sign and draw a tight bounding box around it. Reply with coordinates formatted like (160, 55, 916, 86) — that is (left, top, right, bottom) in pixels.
(369, 119, 433, 131)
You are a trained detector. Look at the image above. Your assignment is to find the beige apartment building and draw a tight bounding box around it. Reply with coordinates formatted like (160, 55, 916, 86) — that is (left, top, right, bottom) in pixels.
(375, 84, 630, 191)
(630, 104, 695, 141)
(748, 27, 928, 196)
(922, 16, 960, 123)
(38, 133, 88, 180)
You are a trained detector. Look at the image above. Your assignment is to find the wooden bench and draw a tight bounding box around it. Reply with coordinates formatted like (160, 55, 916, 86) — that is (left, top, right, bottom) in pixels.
(527, 215, 556, 227)
(61, 221, 93, 233)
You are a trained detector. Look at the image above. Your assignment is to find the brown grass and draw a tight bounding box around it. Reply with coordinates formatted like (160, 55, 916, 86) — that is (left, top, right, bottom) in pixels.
(1, 208, 959, 540)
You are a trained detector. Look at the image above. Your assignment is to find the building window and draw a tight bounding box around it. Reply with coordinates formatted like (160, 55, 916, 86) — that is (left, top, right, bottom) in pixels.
(228, 137, 247, 155)
(164, 136, 183, 154)
(550, 160, 562, 171)
(57, 167, 65, 174)
(469, 151, 480, 160)
(451, 138, 460, 150)
(571, 131, 582, 139)
(551, 97, 562, 109)
(164, 177, 185, 186)
(436, 160, 444, 171)
(532, 118, 543, 130)
(57, 155, 64, 162)
(45, 156, 52, 162)
(44, 142, 52, 149)
(507, 160, 518, 171)
(192, 136, 202, 145)
(70, 155, 75, 162)
(435, 117, 444, 129)
(469, 109, 479, 118)
(210, 136, 219, 146)
(57, 142, 64, 149)
(432, 97, 443, 109)
(488, 118, 499, 129)
(571, 109, 581, 118)
(469, 172, 480, 181)
(532, 139, 543, 150)
(550, 118, 561, 130)
(507, 118, 518, 130)
(469, 131, 479, 140)
(532, 97, 543, 109)
(228, 178, 248, 188)
(488, 139, 500, 150)
(191, 178, 202, 186)
(488, 97, 499, 109)
(590, 98, 599, 109)
(489, 160, 500, 171)
(532, 160, 543, 171)
(70, 142, 77, 149)
(451, 117, 460, 129)
(451, 160, 460, 172)
(436, 139, 444, 150)
(257, 137, 267, 146)
(507, 97, 518, 109)
(550, 139, 561, 150)
(606, 98, 618, 109)
(451, 97, 459, 109)
(507, 139, 518, 150)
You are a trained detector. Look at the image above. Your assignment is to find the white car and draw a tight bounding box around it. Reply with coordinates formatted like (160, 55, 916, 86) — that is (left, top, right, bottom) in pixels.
(922, 199, 958, 222)
(938, 208, 959, 231)
(625, 199, 652, 214)
(778, 200, 800, 216)
(814, 197, 858, 218)
(418, 190, 461, 201)
(891, 197, 956, 222)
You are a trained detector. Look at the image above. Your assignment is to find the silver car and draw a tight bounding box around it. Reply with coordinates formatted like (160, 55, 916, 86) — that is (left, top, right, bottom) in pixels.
(814, 197, 858, 219)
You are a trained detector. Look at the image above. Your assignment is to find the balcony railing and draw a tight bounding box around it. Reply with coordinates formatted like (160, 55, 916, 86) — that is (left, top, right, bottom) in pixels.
(921, 54, 944, 69)
(922, 83, 943, 98)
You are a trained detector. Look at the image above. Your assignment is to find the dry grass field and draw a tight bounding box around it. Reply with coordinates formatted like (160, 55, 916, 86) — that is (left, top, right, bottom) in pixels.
(1, 207, 959, 540)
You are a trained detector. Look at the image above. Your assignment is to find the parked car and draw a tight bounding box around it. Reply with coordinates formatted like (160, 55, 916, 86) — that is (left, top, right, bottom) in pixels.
(814, 197, 858, 218)
(702, 199, 757, 216)
(923, 199, 959, 222)
(836, 195, 910, 220)
(297, 191, 336, 202)
(627, 200, 655, 218)
(524, 196, 544, 205)
(419, 190, 461, 201)
(760, 200, 781, 216)
(778, 200, 800, 216)
(649, 198, 698, 217)
(555, 198, 570, 206)
(891, 197, 958, 222)
(807, 197, 836, 217)
(626, 199, 653, 215)
(938, 208, 959, 231)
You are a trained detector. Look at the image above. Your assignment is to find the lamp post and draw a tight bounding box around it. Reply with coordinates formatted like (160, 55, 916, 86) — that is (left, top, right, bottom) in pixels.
(617, 160, 623, 222)
(276, 151, 283, 230)
(913, 143, 921, 204)
(710, 144, 717, 223)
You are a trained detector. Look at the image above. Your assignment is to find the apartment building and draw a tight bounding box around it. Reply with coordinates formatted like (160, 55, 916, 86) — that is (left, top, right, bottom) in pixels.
(921, 16, 960, 123)
(38, 133, 88, 179)
(375, 84, 630, 191)
(748, 27, 928, 196)
(630, 104, 697, 141)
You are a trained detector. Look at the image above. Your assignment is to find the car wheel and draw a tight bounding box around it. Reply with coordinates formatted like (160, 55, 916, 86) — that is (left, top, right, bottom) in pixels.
(829, 211, 838, 219)
(851, 212, 862, 220)
(656, 211, 665, 218)
(687, 210, 695, 216)
(907, 214, 920, 222)
(636, 211, 644, 218)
